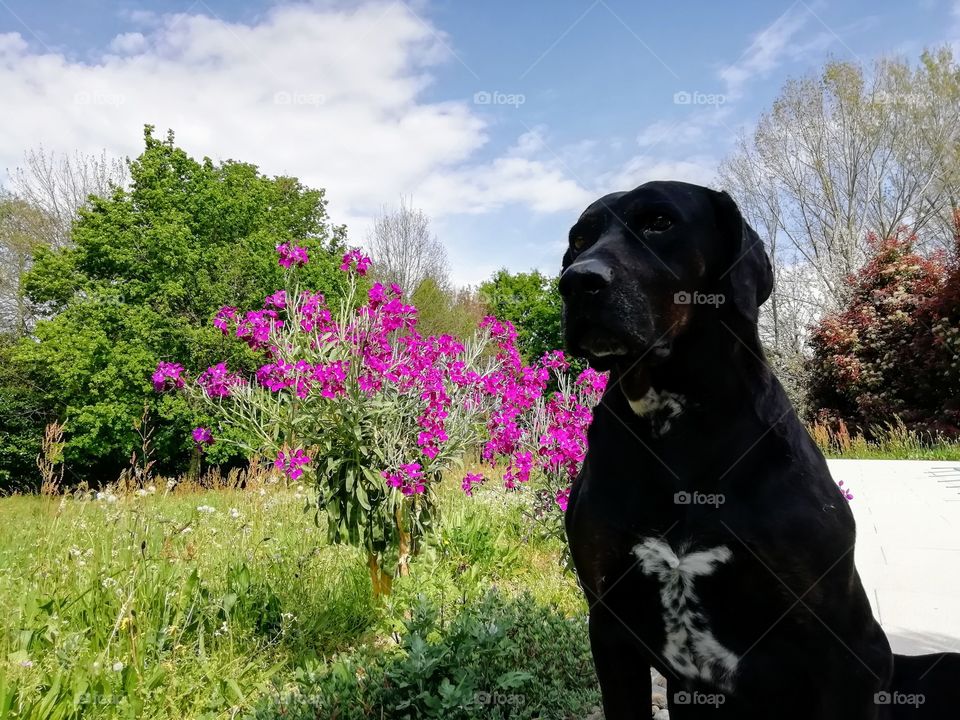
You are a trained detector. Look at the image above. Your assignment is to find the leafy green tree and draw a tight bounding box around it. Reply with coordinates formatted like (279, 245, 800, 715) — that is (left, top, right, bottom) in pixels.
(6, 126, 347, 485)
(410, 277, 485, 340)
(479, 269, 563, 362)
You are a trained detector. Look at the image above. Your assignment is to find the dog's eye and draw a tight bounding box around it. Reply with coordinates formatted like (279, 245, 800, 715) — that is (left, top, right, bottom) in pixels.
(647, 215, 673, 233)
(571, 235, 587, 252)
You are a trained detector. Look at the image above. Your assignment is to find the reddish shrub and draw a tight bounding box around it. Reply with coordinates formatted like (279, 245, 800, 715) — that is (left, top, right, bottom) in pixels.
(807, 223, 960, 438)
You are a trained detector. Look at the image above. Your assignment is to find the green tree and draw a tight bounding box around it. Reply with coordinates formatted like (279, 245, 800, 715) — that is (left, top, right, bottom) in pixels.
(410, 277, 485, 340)
(479, 269, 563, 362)
(5, 126, 348, 486)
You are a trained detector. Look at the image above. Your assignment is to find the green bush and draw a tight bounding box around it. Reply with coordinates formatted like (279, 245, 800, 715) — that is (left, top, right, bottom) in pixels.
(0, 336, 50, 492)
(5, 126, 349, 487)
(248, 590, 599, 720)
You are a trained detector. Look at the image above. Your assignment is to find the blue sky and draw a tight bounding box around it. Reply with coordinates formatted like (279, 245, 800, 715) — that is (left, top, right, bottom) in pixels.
(1, 0, 957, 285)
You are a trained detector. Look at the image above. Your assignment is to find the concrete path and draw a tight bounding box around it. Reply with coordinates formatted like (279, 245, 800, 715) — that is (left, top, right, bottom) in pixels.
(832, 459, 960, 655)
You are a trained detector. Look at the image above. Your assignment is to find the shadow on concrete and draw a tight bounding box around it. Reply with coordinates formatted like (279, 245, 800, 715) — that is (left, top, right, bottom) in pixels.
(886, 629, 960, 655)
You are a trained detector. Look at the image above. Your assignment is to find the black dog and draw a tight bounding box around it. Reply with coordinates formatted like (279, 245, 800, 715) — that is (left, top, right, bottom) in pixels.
(559, 181, 960, 719)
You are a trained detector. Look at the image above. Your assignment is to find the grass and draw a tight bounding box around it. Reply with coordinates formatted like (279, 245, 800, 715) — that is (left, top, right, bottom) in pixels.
(809, 419, 960, 461)
(6, 423, 957, 719)
(0, 476, 589, 719)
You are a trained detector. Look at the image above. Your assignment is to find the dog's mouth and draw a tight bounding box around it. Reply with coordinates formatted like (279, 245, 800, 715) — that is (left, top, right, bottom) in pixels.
(572, 329, 672, 369)
(578, 336, 630, 359)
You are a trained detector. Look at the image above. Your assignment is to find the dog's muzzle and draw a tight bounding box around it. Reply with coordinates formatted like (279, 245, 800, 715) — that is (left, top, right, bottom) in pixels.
(560, 257, 654, 362)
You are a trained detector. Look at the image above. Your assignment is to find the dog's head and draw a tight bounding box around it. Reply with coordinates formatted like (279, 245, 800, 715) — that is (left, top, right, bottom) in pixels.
(559, 180, 772, 370)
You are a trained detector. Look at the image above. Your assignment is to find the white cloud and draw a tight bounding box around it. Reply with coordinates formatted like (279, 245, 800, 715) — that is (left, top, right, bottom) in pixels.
(415, 154, 592, 215)
(108, 32, 147, 55)
(0, 1, 588, 257)
(635, 102, 736, 150)
(408, 126, 591, 215)
(598, 154, 718, 193)
(719, 4, 812, 99)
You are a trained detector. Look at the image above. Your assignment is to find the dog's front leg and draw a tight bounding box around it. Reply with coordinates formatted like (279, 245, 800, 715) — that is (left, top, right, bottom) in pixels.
(589, 606, 652, 719)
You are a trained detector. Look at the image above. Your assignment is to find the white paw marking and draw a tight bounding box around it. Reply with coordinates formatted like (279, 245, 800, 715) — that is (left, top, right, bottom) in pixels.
(632, 537, 739, 689)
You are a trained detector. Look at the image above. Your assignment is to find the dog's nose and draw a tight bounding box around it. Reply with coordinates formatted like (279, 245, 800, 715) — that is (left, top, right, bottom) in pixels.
(559, 258, 613, 298)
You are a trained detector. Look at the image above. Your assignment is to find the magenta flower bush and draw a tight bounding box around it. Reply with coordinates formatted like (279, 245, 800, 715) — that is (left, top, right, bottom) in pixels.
(480, 349, 606, 548)
(153, 244, 526, 593)
(152, 242, 609, 591)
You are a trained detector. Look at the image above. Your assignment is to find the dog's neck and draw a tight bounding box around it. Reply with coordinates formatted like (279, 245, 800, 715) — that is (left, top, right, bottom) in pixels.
(611, 317, 774, 427)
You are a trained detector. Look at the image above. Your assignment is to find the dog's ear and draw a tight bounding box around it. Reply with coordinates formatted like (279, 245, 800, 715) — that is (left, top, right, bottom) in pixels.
(561, 247, 573, 273)
(708, 189, 773, 324)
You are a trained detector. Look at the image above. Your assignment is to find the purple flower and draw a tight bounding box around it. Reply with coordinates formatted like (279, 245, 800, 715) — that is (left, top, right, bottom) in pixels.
(298, 292, 332, 334)
(152, 362, 185, 392)
(275, 448, 311, 480)
(192, 427, 214, 446)
(213, 306, 237, 334)
(197, 363, 242, 398)
(381, 470, 403, 489)
(263, 290, 287, 309)
(368, 283, 386, 307)
(235, 309, 283, 348)
(382, 462, 426, 495)
(257, 360, 295, 392)
(574, 367, 608, 399)
(340, 249, 372, 276)
(540, 350, 569, 372)
(277, 243, 309, 268)
(358, 374, 382, 394)
(461, 472, 484, 496)
(838, 480, 854, 501)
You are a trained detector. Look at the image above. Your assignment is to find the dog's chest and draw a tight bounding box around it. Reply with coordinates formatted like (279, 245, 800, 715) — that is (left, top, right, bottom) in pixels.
(632, 537, 739, 688)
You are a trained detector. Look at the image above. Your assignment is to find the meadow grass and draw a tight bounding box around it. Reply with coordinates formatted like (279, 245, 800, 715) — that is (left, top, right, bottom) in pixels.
(809, 419, 960, 461)
(0, 477, 587, 719)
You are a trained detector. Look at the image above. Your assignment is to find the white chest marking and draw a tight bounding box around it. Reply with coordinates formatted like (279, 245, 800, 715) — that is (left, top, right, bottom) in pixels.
(626, 388, 685, 434)
(632, 537, 739, 688)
